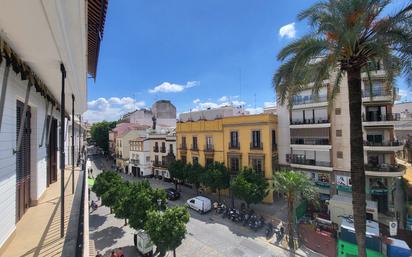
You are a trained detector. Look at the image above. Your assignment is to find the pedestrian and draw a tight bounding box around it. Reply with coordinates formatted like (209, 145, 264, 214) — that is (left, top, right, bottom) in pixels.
(117, 247, 124, 257)
(110, 250, 117, 257)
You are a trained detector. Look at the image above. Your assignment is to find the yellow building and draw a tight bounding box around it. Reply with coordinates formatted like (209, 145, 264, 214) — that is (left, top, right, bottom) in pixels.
(176, 113, 278, 203)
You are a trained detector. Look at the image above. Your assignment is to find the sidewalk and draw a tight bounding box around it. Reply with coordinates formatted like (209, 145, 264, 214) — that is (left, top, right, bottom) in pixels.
(0, 167, 82, 257)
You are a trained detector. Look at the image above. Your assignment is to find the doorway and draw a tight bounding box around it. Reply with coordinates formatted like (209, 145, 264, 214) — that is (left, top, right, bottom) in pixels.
(47, 117, 58, 187)
(16, 100, 31, 222)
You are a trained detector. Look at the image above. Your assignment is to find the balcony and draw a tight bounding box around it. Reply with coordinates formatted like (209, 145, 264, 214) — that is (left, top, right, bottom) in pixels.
(362, 113, 400, 126)
(363, 140, 404, 152)
(191, 144, 199, 151)
(292, 95, 328, 109)
(365, 163, 405, 177)
(130, 159, 140, 165)
(153, 146, 159, 153)
(179, 144, 187, 151)
(315, 180, 331, 188)
(204, 144, 214, 153)
(160, 147, 166, 153)
(153, 161, 168, 168)
(250, 142, 263, 150)
(289, 118, 330, 129)
(228, 142, 240, 150)
(290, 138, 331, 150)
(362, 87, 395, 103)
(289, 154, 333, 171)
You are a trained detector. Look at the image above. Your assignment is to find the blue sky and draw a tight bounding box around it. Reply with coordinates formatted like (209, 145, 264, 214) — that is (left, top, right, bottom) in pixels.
(85, 0, 410, 123)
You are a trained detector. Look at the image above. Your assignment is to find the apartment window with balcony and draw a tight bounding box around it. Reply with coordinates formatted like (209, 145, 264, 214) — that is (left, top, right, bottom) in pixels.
(169, 144, 173, 154)
(272, 130, 276, 150)
(230, 157, 240, 173)
(162, 156, 166, 166)
(205, 136, 213, 151)
(251, 130, 262, 149)
(192, 136, 198, 150)
(154, 142, 159, 152)
(155, 155, 159, 165)
(161, 142, 166, 153)
(206, 158, 214, 167)
(230, 131, 239, 148)
(192, 156, 199, 164)
(250, 157, 264, 175)
(181, 155, 187, 164)
(181, 137, 187, 149)
(366, 134, 383, 145)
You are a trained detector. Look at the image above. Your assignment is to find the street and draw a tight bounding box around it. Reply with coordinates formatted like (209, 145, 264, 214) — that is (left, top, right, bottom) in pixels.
(88, 155, 322, 257)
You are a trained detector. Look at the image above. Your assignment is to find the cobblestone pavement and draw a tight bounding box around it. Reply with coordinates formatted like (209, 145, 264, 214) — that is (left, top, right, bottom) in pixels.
(88, 155, 324, 257)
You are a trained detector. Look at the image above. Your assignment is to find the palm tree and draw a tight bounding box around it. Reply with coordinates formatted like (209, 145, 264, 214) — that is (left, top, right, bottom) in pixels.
(273, 1, 411, 255)
(272, 170, 317, 250)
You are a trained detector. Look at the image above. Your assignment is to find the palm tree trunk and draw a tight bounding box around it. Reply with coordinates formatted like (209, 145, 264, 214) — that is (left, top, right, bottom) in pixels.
(347, 67, 367, 257)
(287, 192, 294, 249)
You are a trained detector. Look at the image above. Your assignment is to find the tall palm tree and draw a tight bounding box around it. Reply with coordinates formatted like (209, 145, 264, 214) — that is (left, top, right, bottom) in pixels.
(272, 170, 317, 249)
(273, 1, 411, 256)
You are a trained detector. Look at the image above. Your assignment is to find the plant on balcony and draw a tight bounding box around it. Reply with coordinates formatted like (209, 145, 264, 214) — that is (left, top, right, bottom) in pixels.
(272, 170, 318, 249)
(127, 180, 167, 230)
(201, 162, 230, 201)
(273, 1, 412, 255)
(168, 160, 187, 190)
(230, 167, 269, 208)
(145, 206, 190, 257)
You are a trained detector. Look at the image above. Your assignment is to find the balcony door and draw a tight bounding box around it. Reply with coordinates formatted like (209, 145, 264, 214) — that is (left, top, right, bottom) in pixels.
(16, 101, 31, 222)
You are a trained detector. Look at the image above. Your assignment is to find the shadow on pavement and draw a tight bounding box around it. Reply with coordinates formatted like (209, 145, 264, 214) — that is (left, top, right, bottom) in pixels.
(89, 213, 107, 230)
(91, 226, 126, 251)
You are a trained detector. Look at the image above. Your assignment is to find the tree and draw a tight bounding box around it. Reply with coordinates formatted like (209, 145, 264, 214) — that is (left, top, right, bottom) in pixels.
(230, 167, 269, 208)
(273, 1, 411, 255)
(186, 163, 205, 194)
(168, 160, 187, 190)
(272, 170, 318, 249)
(128, 181, 167, 230)
(113, 181, 132, 225)
(145, 206, 190, 257)
(201, 162, 230, 201)
(90, 121, 116, 154)
(92, 171, 122, 198)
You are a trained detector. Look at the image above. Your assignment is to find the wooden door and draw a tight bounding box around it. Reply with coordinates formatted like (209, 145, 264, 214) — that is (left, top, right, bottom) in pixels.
(47, 118, 58, 186)
(16, 100, 31, 222)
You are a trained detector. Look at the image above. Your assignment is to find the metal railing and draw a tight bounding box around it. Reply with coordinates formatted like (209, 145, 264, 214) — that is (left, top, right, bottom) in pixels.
(292, 95, 327, 105)
(365, 163, 404, 172)
(228, 142, 240, 149)
(363, 140, 403, 147)
(362, 88, 393, 97)
(291, 138, 330, 145)
(191, 144, 199, 151)
(250, 142, 263, 150)
(75, 165, 86, 256)
(362, 113, 400, 122)
(290, 118, 329, 125)
(179, 144, 187, 150)
(153, 146, 159, 152)
(204, 144, 214, 152)
(289, 156, 331, 167)
(160, 147, 166, 153)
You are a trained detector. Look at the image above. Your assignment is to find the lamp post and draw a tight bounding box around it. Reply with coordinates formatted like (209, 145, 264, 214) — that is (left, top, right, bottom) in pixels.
(157, 199, 162, 211)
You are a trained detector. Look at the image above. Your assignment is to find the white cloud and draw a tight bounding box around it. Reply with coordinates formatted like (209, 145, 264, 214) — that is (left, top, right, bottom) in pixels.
(193, 98, 201, 104)
(279, 22, 296, 39)
(84, 97, 146, 123)
(219, 96, 228, 102)
(148, 81, 199, 93)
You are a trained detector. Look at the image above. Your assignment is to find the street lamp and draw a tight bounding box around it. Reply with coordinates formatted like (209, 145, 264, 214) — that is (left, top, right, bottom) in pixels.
(157, 199, 162, 211)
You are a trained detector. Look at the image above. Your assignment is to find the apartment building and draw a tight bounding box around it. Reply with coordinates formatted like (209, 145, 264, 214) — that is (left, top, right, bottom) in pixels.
(0, 0, 107, 251)
(277, 64, 405, 223)
(115, 125, 149, 172)
(149, 128, 176, 179)
(176, 112, 278, 203)
(129, 137, 152, 177)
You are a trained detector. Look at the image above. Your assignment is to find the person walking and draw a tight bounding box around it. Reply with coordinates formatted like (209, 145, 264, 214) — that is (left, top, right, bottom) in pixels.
(117, 247, 124, 257)
(110, 250, 117, 257)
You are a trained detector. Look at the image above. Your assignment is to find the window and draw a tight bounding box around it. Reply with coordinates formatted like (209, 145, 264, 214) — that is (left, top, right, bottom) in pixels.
(181, 137, 187, 148)
(337, 151, 343, 159)
(271, 130, 276, 149)
(206, 136, 213, 146)
(336, 130, 342, 137)
(181, 155, 187, 164)
(252, 130, 261, 148)
(230, 157, 240, 173)
(230, 131, 239, 147)
(206, 158, 214, 167)
(155, 155, 159, 163)
(192, 156, 199, 164)
(146, 156, 150, 163)
(335, 108, 341, 115)
(192, 136, 198, 150)
(169, 144, 173, 153)
(251, 158, 263, 174)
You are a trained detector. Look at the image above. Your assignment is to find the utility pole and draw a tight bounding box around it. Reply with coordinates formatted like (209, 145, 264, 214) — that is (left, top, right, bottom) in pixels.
(60, 63, 66, 238)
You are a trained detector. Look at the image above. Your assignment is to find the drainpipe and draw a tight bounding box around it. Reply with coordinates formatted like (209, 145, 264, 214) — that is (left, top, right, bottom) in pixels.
(60, 63, 66, 238)
(72, 94, 75, 194)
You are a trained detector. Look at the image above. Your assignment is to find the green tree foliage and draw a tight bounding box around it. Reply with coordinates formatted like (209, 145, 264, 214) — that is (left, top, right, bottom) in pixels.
(90, 121, 116, 154)
(91, 171, 122, 198)
(127, 180, 167, 230)
(273, 1, 412, 255)
(272, 170, 318, 249)
(145, 206, 190, 257)
(230, 167, 269, 208)
(168, 160, 187, 190)
(201, 162, 230, 201)
(186, 163, 205, 194)
(113, 181, 132, 225)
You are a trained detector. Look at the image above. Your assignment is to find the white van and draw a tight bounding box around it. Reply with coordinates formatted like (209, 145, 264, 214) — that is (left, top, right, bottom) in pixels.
(187, 196, 212, 213)
(134, 229, 153, 257)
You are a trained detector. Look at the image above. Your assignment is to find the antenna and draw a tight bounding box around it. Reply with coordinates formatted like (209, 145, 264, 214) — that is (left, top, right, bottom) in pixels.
(254, 93, 256, 109)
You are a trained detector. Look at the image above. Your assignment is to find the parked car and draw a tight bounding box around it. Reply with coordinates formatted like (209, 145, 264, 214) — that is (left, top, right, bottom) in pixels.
(165, 188, 180, 200)
(134, 229, 153, 257)
(186, 196, 212, 213)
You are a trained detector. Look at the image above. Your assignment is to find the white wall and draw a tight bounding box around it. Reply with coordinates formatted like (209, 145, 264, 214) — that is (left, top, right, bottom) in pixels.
(277, 105, 291, 165)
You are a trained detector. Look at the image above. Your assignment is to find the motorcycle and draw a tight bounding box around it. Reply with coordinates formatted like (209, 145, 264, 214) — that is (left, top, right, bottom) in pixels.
(265, 223, 274, 239)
